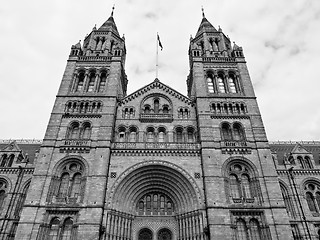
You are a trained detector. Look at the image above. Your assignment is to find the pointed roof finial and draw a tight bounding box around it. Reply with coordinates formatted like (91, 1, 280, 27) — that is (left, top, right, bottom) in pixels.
(201, 6, 205, 18)
(111, 4, 115, 17)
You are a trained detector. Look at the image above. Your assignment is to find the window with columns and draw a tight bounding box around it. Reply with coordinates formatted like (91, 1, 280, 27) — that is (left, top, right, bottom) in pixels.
(137, 193, 174, 215)
(304, 181, 320, 214)
(66, 121, 92, 140)
(46, 217, 77, 240)
(225, 161, 263, 204)
(206, 71, 241, 94)
(73, 69, 108, 93)
(221, 122, 246, 141)
(47, 160, 86, 204)
(280, 183, 296, 218)
(0, 179, 8, 210)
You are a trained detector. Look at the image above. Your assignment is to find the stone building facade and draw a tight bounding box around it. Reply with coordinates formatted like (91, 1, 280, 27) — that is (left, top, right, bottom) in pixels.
(0, 11, 319, 240)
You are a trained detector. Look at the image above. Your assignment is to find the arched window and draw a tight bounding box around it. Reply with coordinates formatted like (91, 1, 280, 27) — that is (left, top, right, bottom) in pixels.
(241, 174, 252, 198)
(175, 127, 184, 143)
(14, 182, 30, 217)
(0, 154, 7, 167)
(87, 71, 95, 92)
(58, 173, 70, 198)
(207, 72, 215, 93)
(306, 192, 317, 212)
(280, 183, 296, 218)
(154, 99, 159, 113)
(48, 161, 86, 204)
(144, 105, 151, 114)
(187, 127, 195, 142)
(68, 122, 80, 139)
(297, 156, 305, 169)
(7, 154, 14, 167)
(226, 162, 261, 204)
(48, 218, 60, 240)
(236, 219, 248, 240)
(228, 73, 237, 93)
(70, 173, 81, 198)
(233, 123, 245, 141)
(221, 122, 232, 141)
(129, 126, 137, 142)
(98, 72, 107, 92)
(163, 105, 169, 114)
(305, 156, 313, 169)
(61, 218, 73, 240)
(158, 127, 166, 143)
(249, 219, 261, 240)
(230, 174, 241, 198)
(118, 126, 126, 142)
(217, 73, 226, 93)
(0, 190, 6, 209)
(81, 122, 91, 139)
(76, 71, 85, 92)
(146, 127, 155, 142)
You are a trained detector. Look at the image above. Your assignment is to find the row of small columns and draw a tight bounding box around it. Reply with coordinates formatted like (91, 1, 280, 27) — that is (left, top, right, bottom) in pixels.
(70, 71, 107, 93)
(207, 70, 241, 94)
(117, 130, 197, 143)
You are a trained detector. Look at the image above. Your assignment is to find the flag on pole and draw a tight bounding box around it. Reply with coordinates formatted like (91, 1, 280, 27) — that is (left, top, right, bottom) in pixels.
(157, 34, 163, 51)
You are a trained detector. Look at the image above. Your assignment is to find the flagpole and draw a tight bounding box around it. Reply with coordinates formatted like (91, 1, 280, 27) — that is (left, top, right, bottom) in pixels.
(156, 32, 159, 79)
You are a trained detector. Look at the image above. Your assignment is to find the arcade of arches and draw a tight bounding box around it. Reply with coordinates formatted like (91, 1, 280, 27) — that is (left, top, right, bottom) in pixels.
(105, 162, 206, 240)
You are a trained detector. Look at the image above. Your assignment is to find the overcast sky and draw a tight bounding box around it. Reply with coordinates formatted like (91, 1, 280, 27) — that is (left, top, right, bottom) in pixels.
(0, 0, 319, 141)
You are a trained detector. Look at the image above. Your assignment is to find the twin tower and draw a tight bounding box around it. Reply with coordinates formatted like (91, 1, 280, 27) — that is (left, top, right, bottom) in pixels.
(14, 10, 293, 240)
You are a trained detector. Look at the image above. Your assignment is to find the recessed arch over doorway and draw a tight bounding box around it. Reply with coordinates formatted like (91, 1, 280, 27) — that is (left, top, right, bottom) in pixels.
(105, 161, 207, 240)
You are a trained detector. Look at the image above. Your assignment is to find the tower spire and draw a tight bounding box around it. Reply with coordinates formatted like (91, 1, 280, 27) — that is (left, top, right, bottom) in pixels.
(201, 6, 205, 18)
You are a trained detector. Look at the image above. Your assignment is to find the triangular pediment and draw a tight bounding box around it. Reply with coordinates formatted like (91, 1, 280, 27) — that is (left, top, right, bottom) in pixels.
(0, 141, 22, 152)
(120, 79, 193, 106)
(291, 143, 310, 154)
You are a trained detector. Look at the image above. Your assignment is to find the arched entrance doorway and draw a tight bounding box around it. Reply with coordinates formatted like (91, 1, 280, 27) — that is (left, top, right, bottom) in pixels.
(106, 161, 206, 240)
(138, 228, 153, 240)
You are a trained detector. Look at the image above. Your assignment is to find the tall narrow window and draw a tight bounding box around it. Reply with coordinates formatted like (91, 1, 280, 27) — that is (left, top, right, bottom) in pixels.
(14, 183, 30, 217)
(0, 190, 6, 209)
(129, 127, 137, 142)
(280, 184, 295, 218)
(207, 73, 215, 93)
(306, 192, 317, 212)
(81, 122, 91, 139)
(236, 219, 248, 240)
(7, 154, 14, 167)
(221, 123, 232, 141)
(154, 99, 159, 113)
(69, 122, 80, 139)
(249, 219, 261, 240)
(305, 156, 313, 169)
(176, 128, 183, 143)
(58, 173, 70, 198)
(228, 73, 237, 93)
(241, 174, 252, 198)
(48, 218, 60, 240)
(70, 173, 81, 199)
(0, 155, 7, 167)
(147, 128, 154, 142)
(218, 74, 226, 93)
(76, 72, 85, 92)
(61, 218, 73, 240)
(98, 72, 107, 92)
(230, 174, 241, 198)
(144, 105, 151, 114)
(87, 72, 95, 92)
(158, 128, 166, 142)
(233, 123, 245, 141)
(187, 128, 194, 142)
